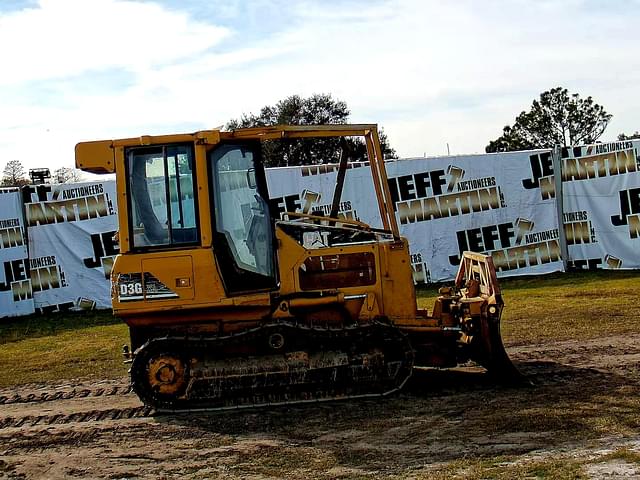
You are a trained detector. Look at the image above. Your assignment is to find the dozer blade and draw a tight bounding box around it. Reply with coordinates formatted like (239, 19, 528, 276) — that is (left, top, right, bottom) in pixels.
(469, 314, 525, 383)
(455, 251, 526, 384)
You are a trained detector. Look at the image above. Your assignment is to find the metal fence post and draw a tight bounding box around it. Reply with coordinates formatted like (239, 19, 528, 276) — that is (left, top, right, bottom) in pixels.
(552, 145, 569, 271)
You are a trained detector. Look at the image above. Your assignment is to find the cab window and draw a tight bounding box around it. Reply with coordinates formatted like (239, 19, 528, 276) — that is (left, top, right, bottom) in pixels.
(127, 144, 198, 249)
(209, 142, 276, 293)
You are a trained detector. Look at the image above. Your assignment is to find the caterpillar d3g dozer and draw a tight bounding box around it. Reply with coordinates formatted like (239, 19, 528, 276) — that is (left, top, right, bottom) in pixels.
(75, 124, 520, 411)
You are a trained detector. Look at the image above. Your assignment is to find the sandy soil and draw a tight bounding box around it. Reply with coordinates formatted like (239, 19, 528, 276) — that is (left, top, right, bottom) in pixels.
(1, 334, 639, 479)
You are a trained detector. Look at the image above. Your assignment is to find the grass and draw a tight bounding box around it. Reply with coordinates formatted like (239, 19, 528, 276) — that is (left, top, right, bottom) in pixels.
(0, 311, 129, 387)
(600, 447, 640, 465)
(0, 270, 639, 387)
(0, 310, 122, 344)
(414, 447, 640, 480)
(421, 456, 587, 480)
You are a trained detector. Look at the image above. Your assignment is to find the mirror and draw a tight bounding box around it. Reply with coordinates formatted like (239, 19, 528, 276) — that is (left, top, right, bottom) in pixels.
(246, 167, 257, 189)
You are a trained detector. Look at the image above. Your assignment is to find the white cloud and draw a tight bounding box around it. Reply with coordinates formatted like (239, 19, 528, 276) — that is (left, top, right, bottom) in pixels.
(0, 0, 228, 86)
(1, 0, 639, 172)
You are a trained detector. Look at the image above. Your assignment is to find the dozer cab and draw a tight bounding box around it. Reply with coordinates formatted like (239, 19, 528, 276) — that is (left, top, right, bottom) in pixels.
(76, 124, 519, 410)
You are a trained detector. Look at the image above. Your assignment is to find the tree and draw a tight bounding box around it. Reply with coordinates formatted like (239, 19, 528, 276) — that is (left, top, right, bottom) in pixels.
(227, 94, 397, 167)
(53, 166, 84, 184)
(1, 160, 29, 187)
(618, 131, 640, 141)
(486, 87, 612, 153)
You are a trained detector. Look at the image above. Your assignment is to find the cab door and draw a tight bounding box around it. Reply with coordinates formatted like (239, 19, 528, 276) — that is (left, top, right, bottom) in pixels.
(209, 142, 278, 294)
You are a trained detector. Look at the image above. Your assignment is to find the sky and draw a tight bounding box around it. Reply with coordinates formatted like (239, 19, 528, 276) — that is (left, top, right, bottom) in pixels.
(1, 0, 639, 176)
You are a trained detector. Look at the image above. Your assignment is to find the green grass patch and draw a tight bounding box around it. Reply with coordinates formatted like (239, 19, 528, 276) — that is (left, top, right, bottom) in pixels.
(0, 311, 128, 387)
(0, 310, 121, 343)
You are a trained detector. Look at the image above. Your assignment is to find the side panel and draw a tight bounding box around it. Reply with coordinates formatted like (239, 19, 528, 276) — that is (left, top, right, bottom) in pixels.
(275, 229, 419, 323)
(111, 248, 229, 316)
(141, 256, 194, 301)
(379, 239, 419, 325)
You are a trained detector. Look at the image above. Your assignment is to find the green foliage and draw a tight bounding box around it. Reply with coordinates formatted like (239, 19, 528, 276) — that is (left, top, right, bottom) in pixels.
(228, 93, 397, 167)
(486, 87, 612, 153)
(53, 166, 84, 184)
(1, 159, 29, 187)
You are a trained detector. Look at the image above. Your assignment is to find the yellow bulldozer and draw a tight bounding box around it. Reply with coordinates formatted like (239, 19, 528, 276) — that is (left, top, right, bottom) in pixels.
(75, 124, 519, 410)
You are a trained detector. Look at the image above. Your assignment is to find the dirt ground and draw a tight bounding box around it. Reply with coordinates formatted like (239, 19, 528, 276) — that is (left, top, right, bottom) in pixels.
(1, 333, 639, 480)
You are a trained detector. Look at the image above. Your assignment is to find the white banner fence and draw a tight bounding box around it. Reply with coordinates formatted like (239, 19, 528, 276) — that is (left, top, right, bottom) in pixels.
(1, 139, 639, 319)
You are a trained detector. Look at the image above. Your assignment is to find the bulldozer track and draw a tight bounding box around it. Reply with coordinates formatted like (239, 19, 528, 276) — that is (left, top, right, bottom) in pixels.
(131, 319, 414, 411)
(0, 384, 134, 406)
(0, 405, 153, 430)
(2, 338, 635, 433)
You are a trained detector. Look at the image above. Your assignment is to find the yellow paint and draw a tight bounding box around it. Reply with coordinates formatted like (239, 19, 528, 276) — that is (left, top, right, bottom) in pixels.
(75, 125, 501, 340)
